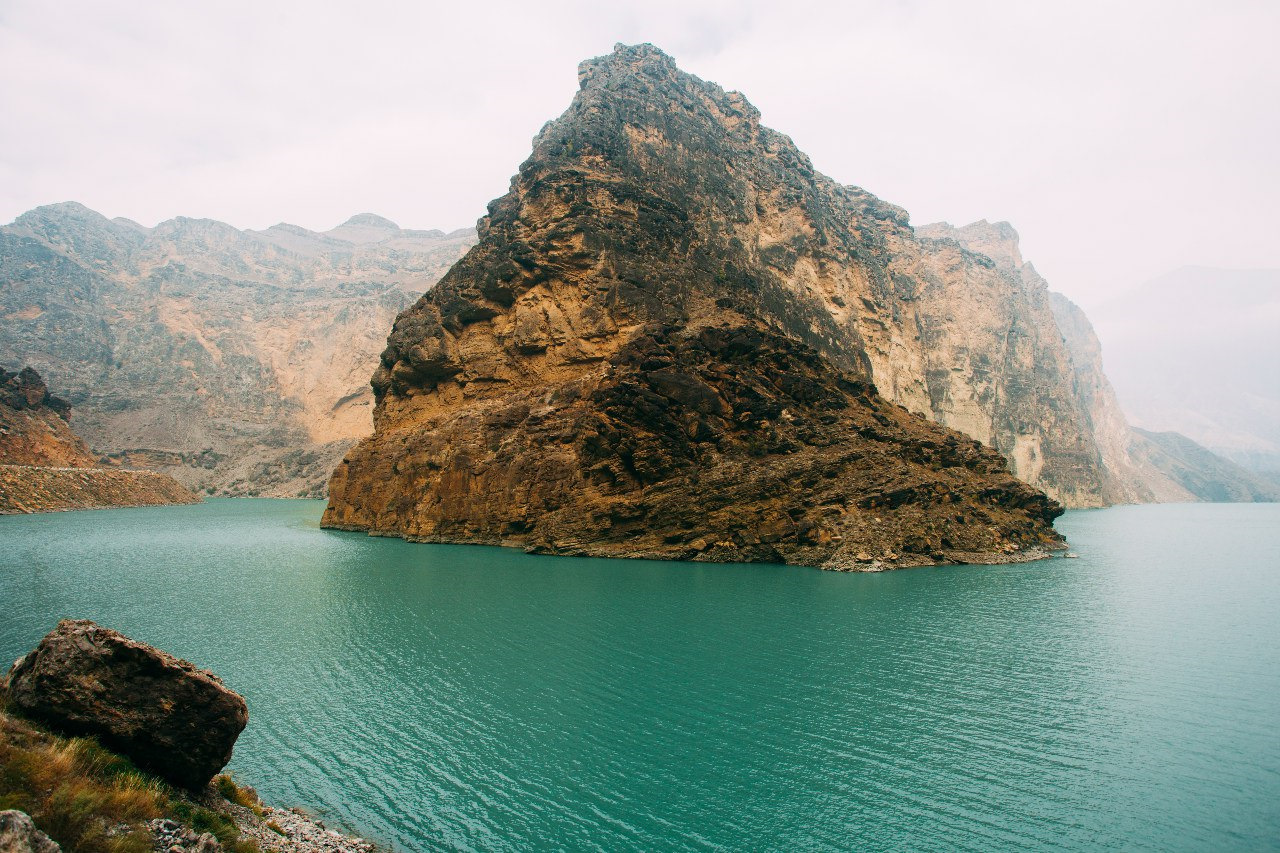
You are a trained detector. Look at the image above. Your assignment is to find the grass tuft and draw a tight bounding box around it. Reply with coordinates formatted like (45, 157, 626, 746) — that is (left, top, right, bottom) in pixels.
(0, 708, 265, 853)
(0, 713, 166, 852)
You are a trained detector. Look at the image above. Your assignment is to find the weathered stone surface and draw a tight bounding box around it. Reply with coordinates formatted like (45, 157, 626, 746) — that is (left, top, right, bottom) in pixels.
(4, 620, 247, 789)
(912, 222, 1110, 506)
(324, 43, 1066, 569)
(0, 810, 61, 853)
(0, 465, 201, 514)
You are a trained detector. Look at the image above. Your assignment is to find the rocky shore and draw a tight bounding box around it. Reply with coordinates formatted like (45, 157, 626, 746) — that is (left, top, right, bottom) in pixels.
(1, 621, 380, 853)
(0, 465, 201, 514)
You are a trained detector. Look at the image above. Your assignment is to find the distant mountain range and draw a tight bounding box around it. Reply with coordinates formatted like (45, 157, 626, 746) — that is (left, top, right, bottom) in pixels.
(0, 202, 474, 496)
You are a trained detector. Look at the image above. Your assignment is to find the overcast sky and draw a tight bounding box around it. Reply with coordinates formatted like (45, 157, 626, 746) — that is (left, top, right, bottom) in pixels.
(1, 0, 1276, 306)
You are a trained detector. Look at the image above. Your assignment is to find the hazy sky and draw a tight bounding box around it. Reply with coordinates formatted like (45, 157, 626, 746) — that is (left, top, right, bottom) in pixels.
(1, 0, 1276, 306)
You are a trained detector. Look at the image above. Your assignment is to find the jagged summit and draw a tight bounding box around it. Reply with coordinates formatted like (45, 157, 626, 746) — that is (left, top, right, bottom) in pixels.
(917, 219, 1025, 269)
(323, 44, 1067, 569)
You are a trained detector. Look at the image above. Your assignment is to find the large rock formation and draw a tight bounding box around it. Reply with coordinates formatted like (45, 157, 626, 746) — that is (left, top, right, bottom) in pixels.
(911, 221, 1108, 506)
(0, 204, 476, 496)
(0, 366, 200, 513)
(3, 620, 248, 790)
(323, 43, 1066, 569)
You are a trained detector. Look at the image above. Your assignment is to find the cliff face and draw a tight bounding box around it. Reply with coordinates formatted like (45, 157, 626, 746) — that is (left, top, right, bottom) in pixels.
(323, 44, 1065, 569)
(912, 222, 1107, 506)
(0, 366, 200, 513)
(0, 204, 475, 496)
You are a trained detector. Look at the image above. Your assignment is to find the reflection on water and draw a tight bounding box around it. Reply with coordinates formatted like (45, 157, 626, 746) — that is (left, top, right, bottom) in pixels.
(2, 500, 1278, 851)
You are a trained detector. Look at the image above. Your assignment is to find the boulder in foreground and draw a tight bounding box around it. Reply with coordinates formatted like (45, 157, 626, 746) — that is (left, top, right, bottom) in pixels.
(4, 619, 247, 789)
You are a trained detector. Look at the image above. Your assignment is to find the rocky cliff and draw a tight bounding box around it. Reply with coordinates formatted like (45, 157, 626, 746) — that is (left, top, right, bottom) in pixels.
(911, 221, 1108, 506)
(323, 44, 1066, 569)
(928, 225, 1277, 504)
(0, 203, 475, 496)
(0, 367, 200, 513)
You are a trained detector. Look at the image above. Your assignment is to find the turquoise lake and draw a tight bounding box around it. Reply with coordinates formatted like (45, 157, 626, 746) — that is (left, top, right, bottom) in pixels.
(1, 500, 1278, 851)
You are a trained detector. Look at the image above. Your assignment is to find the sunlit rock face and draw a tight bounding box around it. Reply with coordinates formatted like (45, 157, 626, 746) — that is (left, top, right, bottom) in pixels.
(323, 43, 1068, 569)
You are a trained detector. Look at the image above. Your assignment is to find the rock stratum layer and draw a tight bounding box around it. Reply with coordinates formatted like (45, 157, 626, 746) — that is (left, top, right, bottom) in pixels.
(0, 205, 475, 496)
(324, 44, 1067, 569)
(0, 366, 199, 513)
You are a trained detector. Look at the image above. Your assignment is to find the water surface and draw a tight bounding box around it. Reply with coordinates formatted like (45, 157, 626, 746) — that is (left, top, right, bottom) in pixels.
(2, 500, 1277, 851)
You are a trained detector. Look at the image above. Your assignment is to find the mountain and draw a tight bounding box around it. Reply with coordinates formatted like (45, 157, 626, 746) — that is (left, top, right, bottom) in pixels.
(322, 43, 1068, 569)
(1127, 428, 1280, 502)
(1089, 267, 1280, 475)
(0, 366, 198, 513)
(0, 203, 476, 496)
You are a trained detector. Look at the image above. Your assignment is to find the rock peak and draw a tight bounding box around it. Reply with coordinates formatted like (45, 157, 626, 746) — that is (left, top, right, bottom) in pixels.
(339, 213, 399, 230)
(323, 44, 1067, 568)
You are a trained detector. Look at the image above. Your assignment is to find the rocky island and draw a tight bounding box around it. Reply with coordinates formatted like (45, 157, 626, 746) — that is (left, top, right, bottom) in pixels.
(323, 44, 1071, 570)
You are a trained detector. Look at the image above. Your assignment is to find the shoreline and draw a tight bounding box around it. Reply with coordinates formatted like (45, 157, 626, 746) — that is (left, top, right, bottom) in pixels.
(322, 520, 1065, 572)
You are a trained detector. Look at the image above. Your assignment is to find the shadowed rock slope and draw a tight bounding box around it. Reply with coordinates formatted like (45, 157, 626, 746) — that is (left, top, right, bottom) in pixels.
(324, 43, 1065, 569)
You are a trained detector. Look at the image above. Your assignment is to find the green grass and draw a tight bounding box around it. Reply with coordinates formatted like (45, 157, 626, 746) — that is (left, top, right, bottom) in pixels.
(0, 707, 259, 853)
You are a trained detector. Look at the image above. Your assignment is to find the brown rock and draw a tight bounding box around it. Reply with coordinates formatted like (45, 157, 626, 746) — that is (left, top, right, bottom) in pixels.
(323, 44, 1065, 569)
(3, 620, 247, 790)
(0, 366, 200, 514)
(0, 367, 94, 469)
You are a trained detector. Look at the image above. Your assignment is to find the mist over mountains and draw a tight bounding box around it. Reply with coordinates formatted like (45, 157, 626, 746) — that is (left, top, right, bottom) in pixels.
(1090, 267, 1280, 477)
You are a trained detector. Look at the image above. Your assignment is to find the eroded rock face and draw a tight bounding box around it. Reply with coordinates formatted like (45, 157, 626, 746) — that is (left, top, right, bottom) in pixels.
(4, 620, 247, 789)
(912, 222, 1108, 506)
(324, 43, 1066, 569)
(0, 366, 200, 513)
